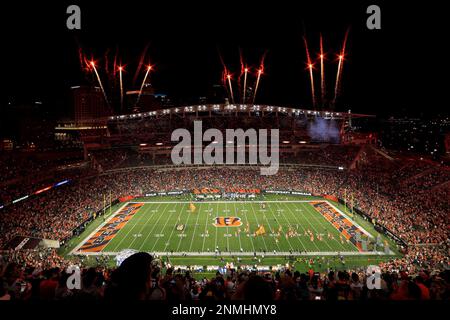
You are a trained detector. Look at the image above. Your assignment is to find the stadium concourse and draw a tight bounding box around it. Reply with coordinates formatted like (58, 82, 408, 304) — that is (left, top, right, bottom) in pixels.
(0, 144, 449, 300)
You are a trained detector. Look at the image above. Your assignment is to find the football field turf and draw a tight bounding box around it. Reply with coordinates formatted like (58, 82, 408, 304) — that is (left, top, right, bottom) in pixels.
(73, 199, 379, 256)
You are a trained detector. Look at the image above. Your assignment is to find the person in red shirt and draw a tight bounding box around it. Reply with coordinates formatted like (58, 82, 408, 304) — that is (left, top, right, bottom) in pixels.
(308, 268, 314, 280)
(415, 275, 430, 300)
(39, 268, 59, 300)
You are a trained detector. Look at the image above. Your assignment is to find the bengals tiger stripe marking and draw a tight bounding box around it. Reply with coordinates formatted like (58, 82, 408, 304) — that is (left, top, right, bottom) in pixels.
(310, 201, 365, 252)
(78, 203, 144, 252)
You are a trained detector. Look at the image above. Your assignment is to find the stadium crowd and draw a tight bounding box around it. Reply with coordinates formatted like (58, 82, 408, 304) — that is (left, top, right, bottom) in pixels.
(0, 146, 448, 300)
(1, 251, 448, 301)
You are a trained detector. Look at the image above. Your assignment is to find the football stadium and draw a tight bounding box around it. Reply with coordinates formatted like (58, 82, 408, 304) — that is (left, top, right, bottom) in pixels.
(2, 104, 448, 302)
(1, 1, 448, 306)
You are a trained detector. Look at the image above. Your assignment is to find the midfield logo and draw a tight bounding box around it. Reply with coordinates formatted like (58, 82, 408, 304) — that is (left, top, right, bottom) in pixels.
(213, 217, 242, 227)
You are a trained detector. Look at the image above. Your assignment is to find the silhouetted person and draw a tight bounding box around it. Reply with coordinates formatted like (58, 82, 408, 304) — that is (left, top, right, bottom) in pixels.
(105, 252, 153, 300)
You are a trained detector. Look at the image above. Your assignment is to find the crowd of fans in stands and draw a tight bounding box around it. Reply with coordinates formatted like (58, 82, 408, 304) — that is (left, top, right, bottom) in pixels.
(0, 152, 88, 204)
(1, 251, 448, 301)
(0, 146, 448, 300)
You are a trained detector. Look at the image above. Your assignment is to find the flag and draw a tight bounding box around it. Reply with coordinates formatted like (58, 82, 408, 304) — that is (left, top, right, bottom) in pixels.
(189, 203, 196, 213)
(255, 225, 266, 236)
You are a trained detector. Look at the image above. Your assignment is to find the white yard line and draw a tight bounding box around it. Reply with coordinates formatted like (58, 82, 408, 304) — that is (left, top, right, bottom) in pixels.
(176, 204, 196, 252)
(188, 203, 202, 252)
(201, 203, 212, 252)
(214, 202, 219, 251)
(127, 203, 164, 249)
(284, 202, 331, 251)
(150, 205, 180, 252)
(259, 204, 281, 252)
(137, 203, 171, 251)
(272, 202, 306, 252)
(234, 202, 243, 251)
(239, 205, 256, 252)
(161, 203, 188, 252)
(225, 202, 230, 251)
(249, 202, 269, 252)
(281, 203, 309, 252)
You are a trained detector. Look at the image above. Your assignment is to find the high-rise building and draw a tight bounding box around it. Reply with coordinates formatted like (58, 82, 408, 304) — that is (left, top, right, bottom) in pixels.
(208, 84, 227, 104)
(125, 83, 161, 113)
(72, 86, 111, 124)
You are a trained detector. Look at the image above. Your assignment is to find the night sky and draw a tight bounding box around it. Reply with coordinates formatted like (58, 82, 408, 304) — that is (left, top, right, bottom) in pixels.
(0, 0, 445, 121)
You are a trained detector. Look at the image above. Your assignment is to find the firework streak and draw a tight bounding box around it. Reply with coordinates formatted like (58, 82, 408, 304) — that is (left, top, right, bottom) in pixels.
(137, 66, 152, 105)
(333, 28, 349, 105)
(319, 33, 326, 105)
(91, 62, 109, 106)
(119, 66, 124, 111)
(78, 203, 144, 252)
(303, 37, 315, 108)
(310, 201, 366, 251)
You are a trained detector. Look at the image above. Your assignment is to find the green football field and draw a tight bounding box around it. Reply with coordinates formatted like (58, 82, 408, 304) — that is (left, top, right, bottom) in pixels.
(72, 198, 386, 256)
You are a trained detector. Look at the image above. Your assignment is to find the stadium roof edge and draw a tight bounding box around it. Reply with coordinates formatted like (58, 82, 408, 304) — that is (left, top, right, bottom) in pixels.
(68, 104, 375, 125)
(107, 104, 374, 121)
